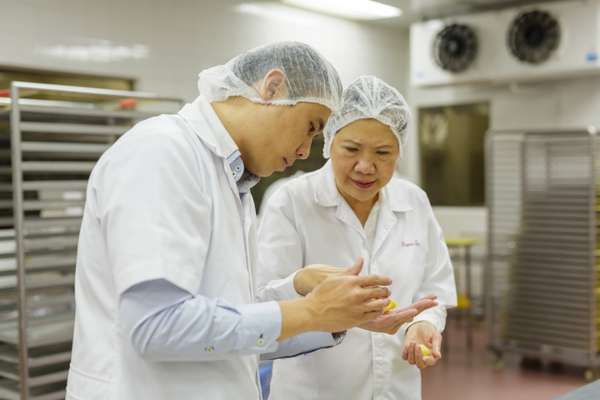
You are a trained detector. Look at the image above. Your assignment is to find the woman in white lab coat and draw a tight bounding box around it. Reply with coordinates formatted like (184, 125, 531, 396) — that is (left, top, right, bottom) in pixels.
(257, 76, 457, 400)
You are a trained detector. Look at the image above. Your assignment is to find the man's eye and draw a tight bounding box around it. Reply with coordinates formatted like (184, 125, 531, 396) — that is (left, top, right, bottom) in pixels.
(377, 151, 390, 155)
(344, 147, 359, 152)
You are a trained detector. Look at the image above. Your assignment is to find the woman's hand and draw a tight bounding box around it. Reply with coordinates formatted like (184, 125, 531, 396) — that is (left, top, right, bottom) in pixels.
(279, 258, 396, 339)
(359, 296, 437, 335)
(402, 321, 443, 369)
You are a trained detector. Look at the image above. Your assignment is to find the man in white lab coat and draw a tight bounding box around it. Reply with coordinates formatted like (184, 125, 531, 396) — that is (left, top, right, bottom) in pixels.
(65, 43, 422, 400)
(257, 76, 457, 400)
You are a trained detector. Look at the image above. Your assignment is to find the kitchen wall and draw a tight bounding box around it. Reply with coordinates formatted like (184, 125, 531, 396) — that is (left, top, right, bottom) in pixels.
(12, 0, 600, 312)
(405, 63, 600, 309)
(0, 0, 409, 101)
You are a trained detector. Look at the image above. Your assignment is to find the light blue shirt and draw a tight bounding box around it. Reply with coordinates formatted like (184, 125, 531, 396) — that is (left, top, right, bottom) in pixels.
(119, 148, 339, 362)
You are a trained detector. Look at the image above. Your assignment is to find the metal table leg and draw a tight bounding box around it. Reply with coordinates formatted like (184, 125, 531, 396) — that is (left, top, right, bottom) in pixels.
(465, 245, 473, 351)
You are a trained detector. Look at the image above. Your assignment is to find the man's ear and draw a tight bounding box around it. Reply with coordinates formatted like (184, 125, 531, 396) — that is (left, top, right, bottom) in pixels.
(257, 68, 286, 101)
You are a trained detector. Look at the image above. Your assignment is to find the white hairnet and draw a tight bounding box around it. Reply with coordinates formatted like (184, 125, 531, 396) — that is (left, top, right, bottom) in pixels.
(323, 75, 411, 159)
(198, 42, 343, 111)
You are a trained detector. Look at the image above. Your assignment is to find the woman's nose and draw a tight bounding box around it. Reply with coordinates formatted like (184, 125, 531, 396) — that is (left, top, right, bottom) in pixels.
(354, 158, 375, 174)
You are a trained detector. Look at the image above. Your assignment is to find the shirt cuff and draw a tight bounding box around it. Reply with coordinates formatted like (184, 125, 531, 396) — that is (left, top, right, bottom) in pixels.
(401, 307, 446, 336)
(236, 301, 282, 353)
(264, 270, 303, 300)
(282, 270, 302, 298)
(260, 331, 345, 361)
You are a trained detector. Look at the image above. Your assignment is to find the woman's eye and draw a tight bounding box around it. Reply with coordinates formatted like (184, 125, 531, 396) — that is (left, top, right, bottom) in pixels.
(377, 151, 390, 155)
(308, 122, 316, 134)
(344, 147, 359, 152)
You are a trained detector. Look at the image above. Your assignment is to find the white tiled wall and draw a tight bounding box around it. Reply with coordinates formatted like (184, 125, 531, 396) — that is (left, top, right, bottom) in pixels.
(404, 55, 600, 307)
(20, 0, 594, 309)
(0, 0, 409, 101)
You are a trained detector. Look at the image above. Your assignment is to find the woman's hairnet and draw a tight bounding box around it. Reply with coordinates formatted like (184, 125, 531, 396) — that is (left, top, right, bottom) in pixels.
(198, 42, 343, 111)
(323, 75, 411, 159)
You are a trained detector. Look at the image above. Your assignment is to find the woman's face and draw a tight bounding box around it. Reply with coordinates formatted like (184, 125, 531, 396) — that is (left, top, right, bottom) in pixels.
(331, 118, 400, 205)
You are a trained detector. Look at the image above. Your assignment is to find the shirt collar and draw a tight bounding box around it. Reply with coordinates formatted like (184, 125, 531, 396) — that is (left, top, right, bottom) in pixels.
(228, 151, 260, 194)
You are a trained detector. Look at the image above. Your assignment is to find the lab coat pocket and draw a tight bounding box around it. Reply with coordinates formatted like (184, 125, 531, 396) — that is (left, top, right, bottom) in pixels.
(381, 239, 426, 294)
(66, 366, 111, 400)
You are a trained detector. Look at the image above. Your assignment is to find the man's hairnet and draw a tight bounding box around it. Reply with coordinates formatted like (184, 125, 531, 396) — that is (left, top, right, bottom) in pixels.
(198, 42, 343, 111)
(323, 75, 411, 159)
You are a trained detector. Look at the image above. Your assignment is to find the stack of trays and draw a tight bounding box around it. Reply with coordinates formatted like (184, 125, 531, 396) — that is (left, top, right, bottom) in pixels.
(0, 83, 182, 399)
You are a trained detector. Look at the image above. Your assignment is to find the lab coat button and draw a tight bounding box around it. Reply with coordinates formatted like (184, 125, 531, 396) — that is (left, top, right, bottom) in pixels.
(257, 334, 265, 346)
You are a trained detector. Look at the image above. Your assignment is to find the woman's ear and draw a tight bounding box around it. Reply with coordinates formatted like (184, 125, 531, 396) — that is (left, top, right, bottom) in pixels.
(257, 68, 286, 101)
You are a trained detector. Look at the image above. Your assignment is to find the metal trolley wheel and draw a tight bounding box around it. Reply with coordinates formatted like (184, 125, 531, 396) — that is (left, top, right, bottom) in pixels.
(433, 24, 478, 73)
(487, 345, 505, 370)
(507, 9, 561, 64)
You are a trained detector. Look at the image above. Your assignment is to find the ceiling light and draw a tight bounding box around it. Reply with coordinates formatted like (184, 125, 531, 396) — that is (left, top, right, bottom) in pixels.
(282, 0, 402, 20)
(236, 3, 323, 26)
(38, 40, 148, 63)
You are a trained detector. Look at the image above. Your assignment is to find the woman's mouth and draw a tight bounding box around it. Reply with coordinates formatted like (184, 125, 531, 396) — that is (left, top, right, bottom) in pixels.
(351, 178, 376, 190)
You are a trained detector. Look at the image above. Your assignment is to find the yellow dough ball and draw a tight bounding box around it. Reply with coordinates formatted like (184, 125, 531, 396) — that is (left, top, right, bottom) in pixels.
(383, 299, 397, 313)
(419, 344, 432, 357)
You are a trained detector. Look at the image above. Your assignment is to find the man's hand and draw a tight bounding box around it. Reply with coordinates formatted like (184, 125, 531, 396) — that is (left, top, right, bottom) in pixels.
(278, 258, 392, 340)
(359, 296, 438, 335)
(294, 264, 355, 296)
(402, 321, 443, 370)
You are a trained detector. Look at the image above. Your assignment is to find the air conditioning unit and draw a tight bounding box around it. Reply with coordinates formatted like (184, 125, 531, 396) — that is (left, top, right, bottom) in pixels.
(494, 0, 600, 82)
(410, 0, 600, 87)
(410, 12, 499, 86)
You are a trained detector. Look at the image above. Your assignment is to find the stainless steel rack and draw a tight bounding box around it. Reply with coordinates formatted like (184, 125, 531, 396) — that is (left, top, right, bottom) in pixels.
(0, 82, 182, 399)
(486, 127, 600, 380)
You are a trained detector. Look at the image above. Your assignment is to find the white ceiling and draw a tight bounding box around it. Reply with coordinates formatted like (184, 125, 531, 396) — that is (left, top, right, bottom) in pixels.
(366, 0, 568, 27)
(230, 0, 566, 29)
(403, 0, 566, 19)
(355, 0, 519, 28)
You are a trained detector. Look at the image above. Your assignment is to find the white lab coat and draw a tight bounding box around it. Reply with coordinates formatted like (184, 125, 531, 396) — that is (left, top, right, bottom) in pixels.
(66, 97, 263, 400)
(256, 161, 457, 400)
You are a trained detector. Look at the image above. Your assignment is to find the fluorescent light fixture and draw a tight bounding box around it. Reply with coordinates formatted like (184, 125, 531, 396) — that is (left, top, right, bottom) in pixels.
(282, 0, 402, 20)
(236, 2, 323, 26)
(38, 40, 148, 63)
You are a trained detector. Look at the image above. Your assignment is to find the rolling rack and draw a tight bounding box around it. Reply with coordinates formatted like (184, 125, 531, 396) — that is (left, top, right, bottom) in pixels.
(0, 81, 181, 399)
(486, 127, 600, 380)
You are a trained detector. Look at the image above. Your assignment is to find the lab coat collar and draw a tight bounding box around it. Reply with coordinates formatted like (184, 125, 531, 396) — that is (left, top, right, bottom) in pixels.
(178, 96, 260, 193)
(178, 95, 239, 161)
(314, 160, 339, 207)
(314, 161, 413, 213)
(384, 179, 414, 213)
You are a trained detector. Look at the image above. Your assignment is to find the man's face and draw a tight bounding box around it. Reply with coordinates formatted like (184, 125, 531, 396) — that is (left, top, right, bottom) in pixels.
(243, 102, 331, 177)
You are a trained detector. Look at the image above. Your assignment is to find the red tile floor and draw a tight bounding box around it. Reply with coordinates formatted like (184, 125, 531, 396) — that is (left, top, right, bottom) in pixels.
(422, 319, 589, 400)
